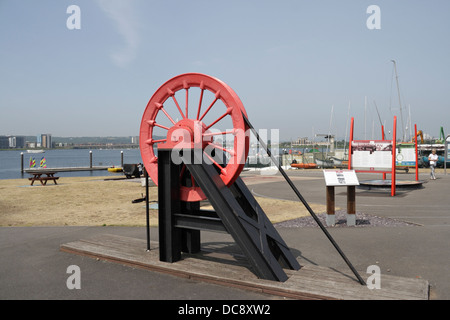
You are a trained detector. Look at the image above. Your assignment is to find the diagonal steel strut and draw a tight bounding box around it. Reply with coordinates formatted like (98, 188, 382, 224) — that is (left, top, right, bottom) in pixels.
(242, 112, 366, 286)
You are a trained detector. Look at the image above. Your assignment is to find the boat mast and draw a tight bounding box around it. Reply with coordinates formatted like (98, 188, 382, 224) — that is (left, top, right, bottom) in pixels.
(327, 105, 334, 156)
(391, 60, 406, 142)
(344, 101, 351, 159)
(373, 100, 384, 139)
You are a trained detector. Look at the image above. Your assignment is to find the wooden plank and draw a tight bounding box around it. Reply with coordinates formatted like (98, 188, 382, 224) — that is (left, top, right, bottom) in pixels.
(285, 265, 428, 300)
(60, 234, 429, 300)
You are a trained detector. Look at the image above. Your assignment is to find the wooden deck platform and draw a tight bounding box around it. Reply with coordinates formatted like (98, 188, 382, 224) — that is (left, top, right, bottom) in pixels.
(60, 234, 429, 300)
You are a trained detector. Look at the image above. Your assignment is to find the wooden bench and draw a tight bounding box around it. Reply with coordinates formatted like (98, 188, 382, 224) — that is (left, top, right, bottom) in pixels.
(28, 172, 60, 186)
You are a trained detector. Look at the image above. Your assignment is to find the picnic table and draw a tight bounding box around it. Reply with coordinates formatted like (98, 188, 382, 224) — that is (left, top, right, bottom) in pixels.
(28, 171, 60, 186)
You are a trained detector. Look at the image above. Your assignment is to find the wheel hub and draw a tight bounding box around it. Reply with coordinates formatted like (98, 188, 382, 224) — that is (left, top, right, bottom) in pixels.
(159, 119, 212, 150)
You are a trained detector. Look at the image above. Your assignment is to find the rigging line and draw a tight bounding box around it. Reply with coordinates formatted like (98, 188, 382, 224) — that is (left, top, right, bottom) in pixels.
(373, 100, 383, 127)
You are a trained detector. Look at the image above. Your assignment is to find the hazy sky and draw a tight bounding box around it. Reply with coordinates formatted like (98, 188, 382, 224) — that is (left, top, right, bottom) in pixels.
(1, 0, 449, 142)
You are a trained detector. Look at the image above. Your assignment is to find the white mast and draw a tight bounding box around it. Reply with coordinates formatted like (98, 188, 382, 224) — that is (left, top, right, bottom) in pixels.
(391, 60, 406, 142)
(344, 101, 351, 158)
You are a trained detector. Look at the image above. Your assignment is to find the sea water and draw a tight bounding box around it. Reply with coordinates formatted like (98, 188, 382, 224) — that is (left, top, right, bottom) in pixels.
(0, 149, 143, 180)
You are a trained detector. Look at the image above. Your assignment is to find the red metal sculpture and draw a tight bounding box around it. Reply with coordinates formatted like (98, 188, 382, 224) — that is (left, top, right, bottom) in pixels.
(140, 73, 249, 202)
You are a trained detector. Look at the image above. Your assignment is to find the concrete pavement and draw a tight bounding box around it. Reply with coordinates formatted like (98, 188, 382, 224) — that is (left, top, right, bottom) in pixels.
(0, 169, 448, 299)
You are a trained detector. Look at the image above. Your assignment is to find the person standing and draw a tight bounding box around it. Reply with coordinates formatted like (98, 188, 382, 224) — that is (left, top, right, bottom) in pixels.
(428, 149, 439, 180)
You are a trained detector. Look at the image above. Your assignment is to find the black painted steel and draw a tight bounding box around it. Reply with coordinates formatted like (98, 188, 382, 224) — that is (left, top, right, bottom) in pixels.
(157, 148, 300, 282)
(182, 151, 300, 282)
(157, 150, 182, 262)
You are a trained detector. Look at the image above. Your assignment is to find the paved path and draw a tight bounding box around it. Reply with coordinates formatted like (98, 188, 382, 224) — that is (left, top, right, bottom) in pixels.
(246, 169, 449, 299)
(0, 169, 448, 299)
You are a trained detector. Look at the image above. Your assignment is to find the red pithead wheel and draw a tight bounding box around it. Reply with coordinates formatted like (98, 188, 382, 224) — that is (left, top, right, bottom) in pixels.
(140, 73, 249, 202)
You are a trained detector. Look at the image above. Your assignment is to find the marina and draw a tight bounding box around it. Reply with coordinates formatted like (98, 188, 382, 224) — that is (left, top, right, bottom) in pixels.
(23, 166, 110, 173)
(0, 149, 142, 180)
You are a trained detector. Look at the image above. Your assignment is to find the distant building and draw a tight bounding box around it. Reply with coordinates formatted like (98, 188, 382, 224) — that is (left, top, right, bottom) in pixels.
(17, 136, 25, 148)
(0, 135, 25, 148)
(41, 134, 52, 148)
(10, 136, 25, 148)
(36, 135, 42, 147)
(131, 136, 139, 144)
(292, 137, 312, 145)
(0, 136, 8, 149)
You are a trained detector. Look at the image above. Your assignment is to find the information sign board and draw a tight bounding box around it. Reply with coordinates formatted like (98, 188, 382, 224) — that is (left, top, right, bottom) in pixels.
(323, 169, 359, 187)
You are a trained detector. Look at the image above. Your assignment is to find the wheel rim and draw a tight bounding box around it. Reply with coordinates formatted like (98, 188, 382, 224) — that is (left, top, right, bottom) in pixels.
(140, 73, 249, 202)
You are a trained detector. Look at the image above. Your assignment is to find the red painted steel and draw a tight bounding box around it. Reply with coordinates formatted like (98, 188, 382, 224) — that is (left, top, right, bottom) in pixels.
(140, 73, 249, 202)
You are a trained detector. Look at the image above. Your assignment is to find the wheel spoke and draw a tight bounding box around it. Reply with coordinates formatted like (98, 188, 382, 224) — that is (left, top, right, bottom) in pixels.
(171, 95, 185, 119)
(161, 108, 177, 125)
(203, 151, 226, 174)
(185, 88, 189, 118)
(203, 130, 237, 137)
(146, 119, 170, 130)
(145, 138, 167, 145)
(156, 103, 177, 125)
(205, 107, 232, 130)
(199, 90, 220, 121)
(207, 141, 235, 156)
(154, 122, 170, 130)
(196, 88, 205, 120)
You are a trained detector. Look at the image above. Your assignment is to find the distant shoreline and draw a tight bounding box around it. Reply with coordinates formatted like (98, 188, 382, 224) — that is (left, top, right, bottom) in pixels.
(0, 146, 140, 152)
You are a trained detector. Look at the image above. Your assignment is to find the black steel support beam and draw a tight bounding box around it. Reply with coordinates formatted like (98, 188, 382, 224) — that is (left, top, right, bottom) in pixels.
(229, 177, 300, 271)
(157, 148, 300, 282)
(157, 150, 182, 262)
(182, 151, 300, 282)
(174, 213, 227, 233)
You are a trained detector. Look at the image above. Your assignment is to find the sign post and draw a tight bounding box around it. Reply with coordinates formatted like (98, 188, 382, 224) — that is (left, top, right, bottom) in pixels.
(323, 169, 360, 226)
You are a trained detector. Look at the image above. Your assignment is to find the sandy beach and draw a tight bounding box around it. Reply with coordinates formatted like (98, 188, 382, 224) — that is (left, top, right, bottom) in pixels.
(0, 175, 324, 227)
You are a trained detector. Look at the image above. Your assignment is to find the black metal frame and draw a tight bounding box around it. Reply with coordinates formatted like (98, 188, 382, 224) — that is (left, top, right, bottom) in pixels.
(157, 149, 300, 282)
